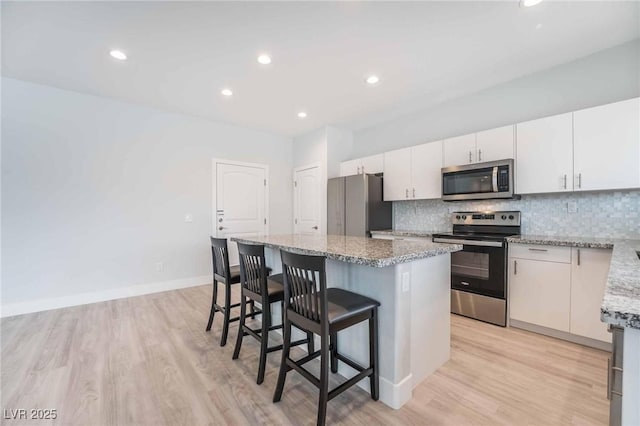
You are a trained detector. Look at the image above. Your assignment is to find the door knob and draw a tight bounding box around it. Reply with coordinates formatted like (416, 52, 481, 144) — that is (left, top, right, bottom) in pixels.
(312, 226, 318, 230)
(218, 226, 225, 231)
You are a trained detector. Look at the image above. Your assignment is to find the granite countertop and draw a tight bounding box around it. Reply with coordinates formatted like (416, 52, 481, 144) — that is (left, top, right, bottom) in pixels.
(370, 229, 447, 238)
(231, 234, 461, 268)
(507, 234, 640, 330)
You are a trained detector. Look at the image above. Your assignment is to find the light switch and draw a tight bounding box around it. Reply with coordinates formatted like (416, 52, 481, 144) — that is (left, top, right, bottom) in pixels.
(184, 214, 193, 223)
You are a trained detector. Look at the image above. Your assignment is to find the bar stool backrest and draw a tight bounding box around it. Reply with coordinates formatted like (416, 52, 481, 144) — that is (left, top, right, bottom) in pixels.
(280, 250, 328, 328)
(210, 237, 231, 283)
(237, 242, 268, 297)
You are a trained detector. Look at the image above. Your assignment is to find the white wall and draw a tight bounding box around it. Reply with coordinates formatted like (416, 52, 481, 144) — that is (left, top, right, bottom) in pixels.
(352, 39, 640, 157)
(1, 78, 293, 315)
(326, 126, 353, 179)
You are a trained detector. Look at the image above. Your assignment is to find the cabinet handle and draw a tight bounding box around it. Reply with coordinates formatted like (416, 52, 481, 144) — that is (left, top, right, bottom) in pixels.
(577, 248, 581, 266)
(357, 166, 361, 174)
(412, 188, 416, 198)
(563, 174, 567, 190)
(576, 173, 582, 189)
(405, 189, 409, 199)
(218, 226, 226, 231)
(478, 149, 482, 162)
(514, 260, 517, 275)
(469, 151, 473, 163)
(528, 248, 548, 252)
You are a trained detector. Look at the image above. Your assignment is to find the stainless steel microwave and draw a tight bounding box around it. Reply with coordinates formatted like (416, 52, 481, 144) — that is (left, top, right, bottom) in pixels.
(441, 159, 516, 201)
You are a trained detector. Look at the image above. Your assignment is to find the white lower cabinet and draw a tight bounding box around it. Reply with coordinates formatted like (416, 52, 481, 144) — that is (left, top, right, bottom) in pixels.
(509, 256, 571, 332)
(570, 248, 612, 342)
(509, 244, 612, 344)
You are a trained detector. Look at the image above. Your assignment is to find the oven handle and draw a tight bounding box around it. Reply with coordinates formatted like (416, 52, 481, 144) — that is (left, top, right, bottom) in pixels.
(433, 237, 503, 247)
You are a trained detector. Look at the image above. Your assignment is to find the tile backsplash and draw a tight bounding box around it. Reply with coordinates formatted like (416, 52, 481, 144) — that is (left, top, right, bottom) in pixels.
(393, 190, 640, 239)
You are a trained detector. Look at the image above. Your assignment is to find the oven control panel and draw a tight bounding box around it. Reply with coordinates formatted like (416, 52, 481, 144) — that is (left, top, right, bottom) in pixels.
(451, 211, 521, 226)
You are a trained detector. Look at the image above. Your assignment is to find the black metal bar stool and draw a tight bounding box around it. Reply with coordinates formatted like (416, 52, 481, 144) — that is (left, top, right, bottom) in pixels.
(273, 250, 380, 426)
(206, 237, 268, 346)
(232, 242, 313, 384)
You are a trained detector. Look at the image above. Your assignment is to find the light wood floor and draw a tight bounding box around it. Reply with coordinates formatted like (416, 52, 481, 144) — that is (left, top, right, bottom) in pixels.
(1, 284, 610, 425)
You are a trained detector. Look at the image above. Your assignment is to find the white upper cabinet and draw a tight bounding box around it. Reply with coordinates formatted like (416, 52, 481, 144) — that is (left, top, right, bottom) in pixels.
(360, 154, 384, 175)
(383, 142, 442, 201)
(339, 154, 384, 176)
(573, 97, 640, 191)
(412, 141, 443, 199)
(475, 125, 515, 163)
(339, 159, 361, 177)
(443, 133, 476, 167)
(516, 113, 573, 194)
(383, 148, 412, 201)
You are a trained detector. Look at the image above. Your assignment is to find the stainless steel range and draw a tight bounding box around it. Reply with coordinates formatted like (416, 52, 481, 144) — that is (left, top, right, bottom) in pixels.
(432, 211, 521, 327)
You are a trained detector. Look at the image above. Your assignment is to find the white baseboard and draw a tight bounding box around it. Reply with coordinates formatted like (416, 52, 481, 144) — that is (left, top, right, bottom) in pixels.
(0, 275, 211, 318)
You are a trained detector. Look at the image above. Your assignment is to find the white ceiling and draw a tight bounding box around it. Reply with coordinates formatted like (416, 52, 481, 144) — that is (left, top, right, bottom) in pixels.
(2, 1, 639, 137)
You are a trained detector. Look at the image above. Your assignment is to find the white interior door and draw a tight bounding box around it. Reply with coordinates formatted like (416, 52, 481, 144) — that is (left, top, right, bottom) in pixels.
(294, 165, 321, 235)
(215, 161, 267, 265)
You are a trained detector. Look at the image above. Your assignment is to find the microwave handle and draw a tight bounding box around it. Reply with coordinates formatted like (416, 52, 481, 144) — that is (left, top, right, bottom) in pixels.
(492, 167, 498, 192)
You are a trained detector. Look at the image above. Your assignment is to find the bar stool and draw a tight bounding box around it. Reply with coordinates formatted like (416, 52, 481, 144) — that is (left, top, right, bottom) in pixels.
(206, 237, 268, 346)
(273, 250, 380, 426)
(232, 242, 313, 384)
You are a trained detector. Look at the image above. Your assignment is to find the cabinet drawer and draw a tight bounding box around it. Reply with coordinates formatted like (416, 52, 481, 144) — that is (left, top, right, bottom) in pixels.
(509, 244, 571, 263)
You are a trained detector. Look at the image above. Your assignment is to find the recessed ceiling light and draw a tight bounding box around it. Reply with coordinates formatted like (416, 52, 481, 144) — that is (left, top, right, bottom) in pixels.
(257, 54, 272, 65)
(221, 88, 233, 97)
(109, 50, 127, 60)
(297, 111, 307, 119)
(365, 75, 380, 85)
(520, 0, 543, 7)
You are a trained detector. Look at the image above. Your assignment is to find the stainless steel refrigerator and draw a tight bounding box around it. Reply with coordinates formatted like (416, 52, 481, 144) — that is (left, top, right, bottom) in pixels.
(327, 174, 392, 237)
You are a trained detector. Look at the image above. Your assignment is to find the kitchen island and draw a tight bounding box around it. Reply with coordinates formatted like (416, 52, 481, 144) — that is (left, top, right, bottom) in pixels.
(231, 234, 461, 409)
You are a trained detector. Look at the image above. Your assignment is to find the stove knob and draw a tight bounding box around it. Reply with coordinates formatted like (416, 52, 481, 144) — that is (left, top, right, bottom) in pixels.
(509, 215, 514, 220)
(501, 215, 507, 220)
(456, 215, 461, 220)
(461, 215, 467, 220)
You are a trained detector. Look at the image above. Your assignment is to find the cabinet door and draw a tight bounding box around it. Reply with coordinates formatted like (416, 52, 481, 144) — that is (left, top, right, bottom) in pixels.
(574, 97, 640, 191)
(383, 148, 412, 201)
(411, 141, 443, 199)
(360, 154, 384, 174)
(443, 133, 476, 167)
(516, 113, 573, 194)
(570, 248, 612, 343)
(339, 159, 361, 177)
(475, 125, 514, 163)
(509, 258, 571, 331)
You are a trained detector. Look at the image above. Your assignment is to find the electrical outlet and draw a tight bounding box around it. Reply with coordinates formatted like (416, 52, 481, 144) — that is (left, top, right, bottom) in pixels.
(567, 201, 577, 213)
(402, 272, 411, 292)
(184, 214, 193, 223)
(156, 262, 164, 272)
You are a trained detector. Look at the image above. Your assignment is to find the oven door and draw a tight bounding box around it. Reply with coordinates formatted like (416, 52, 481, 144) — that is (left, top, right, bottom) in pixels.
(450, 243, 506, 299)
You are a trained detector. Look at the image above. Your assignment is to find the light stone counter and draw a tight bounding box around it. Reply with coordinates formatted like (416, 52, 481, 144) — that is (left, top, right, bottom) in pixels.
(232, 234, 461, 268)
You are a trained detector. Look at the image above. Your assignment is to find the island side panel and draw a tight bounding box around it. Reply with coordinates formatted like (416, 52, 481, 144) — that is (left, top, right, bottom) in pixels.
(409, 253, 451, 387)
